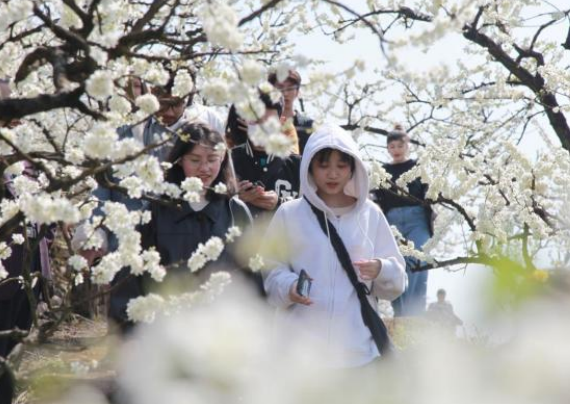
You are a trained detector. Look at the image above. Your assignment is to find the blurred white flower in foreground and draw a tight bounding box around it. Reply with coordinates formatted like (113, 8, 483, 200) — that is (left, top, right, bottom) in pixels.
(117, 286, 362, 404)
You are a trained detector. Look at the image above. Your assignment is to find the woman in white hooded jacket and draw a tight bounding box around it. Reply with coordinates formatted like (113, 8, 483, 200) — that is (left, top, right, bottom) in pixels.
(263, 123, 406, 368)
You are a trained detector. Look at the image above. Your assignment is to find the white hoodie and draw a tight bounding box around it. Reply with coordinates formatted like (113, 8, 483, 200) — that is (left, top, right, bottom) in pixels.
(263, 123, 406, 368)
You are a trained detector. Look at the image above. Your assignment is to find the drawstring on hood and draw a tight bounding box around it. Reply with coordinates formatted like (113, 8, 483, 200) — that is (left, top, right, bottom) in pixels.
(300, 123, 369, 218)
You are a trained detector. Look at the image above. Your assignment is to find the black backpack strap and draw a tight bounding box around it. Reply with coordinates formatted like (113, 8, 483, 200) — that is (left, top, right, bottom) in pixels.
(304, 197, 394, 357)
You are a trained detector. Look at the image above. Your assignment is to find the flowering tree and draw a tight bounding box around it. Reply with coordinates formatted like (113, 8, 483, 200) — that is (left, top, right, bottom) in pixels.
(0, 0, 307, 386)
(1, 0, 570, 394)
(304, 0, 570, 279)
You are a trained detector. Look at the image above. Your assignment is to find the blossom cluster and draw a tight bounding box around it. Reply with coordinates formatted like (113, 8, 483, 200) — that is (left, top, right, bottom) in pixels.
(187, 236, 225, 273)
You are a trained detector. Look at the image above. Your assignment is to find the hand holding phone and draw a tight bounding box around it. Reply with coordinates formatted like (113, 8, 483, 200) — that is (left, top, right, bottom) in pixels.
(238, 180, 264, 202)
(296, 269, 312, 297)
(289, 269, 313, 305)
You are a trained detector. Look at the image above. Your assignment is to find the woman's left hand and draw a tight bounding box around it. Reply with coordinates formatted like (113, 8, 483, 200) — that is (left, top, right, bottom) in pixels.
(353, 259, 382, 281)
(250, 190, 278, 210)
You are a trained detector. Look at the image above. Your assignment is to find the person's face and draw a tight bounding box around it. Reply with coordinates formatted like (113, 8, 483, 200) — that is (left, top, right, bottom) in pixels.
(180, 144, 224, 189)
(387, 139, 409, 163)
(129, 77, 144, 99)
(310, 150, 353, 198)
(156, 96, 186, 126)
(274, 79, 299, 105)
(437, 292, 446, 303)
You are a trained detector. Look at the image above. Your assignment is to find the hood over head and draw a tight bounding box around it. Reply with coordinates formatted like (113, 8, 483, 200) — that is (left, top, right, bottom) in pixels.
(300, 123, 369, 217)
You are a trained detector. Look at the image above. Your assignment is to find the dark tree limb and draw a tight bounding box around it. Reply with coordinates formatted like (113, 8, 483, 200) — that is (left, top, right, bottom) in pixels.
(239, 0, 286, 26)
(463, 12, 570, 151)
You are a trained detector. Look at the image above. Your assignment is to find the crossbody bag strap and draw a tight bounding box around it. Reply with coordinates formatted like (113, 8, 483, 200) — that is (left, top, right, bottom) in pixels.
(304, 197, 394, 356)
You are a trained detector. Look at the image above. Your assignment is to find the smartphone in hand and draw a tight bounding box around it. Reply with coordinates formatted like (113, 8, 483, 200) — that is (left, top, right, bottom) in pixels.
(296, 269, 312, 297)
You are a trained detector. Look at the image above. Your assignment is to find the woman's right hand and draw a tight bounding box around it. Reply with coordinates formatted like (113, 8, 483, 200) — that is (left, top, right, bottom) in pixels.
(289, 281, 313, 306)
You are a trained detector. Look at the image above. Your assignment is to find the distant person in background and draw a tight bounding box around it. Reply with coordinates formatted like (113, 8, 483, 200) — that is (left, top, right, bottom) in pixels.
(427, 289, 463, 331)
(268, 69, 314, 155)
(371, 125, 433, 317)
(0, 79, 55, 404)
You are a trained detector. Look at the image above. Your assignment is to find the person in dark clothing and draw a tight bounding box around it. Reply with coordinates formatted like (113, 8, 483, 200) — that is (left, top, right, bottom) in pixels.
(268, 69, 314, 155)
(371, 126, 433, 317)
(0, 80, 54, 404)
(231, 93, 301, 222)
(225, 104, 248, 148)
(108, 123, 258, 331)
(0, 175, 51, 404)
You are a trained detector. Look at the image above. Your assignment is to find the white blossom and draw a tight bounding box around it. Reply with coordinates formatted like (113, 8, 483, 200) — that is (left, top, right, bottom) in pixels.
(18, 193, 81, 225)
(181, 177, 203, 194)
(6, 1, 33, 23)
(109, 95, 132, 115)
(172, 70, 194, 97)
(187, 236, 225, 272)
(11, 234, 24, 245)
(119, 176, 144, 199)
(0, 199, 19, 226)
(198, 2, 243, 51)
(202, 237, 224, 261)
(74, 273, 84, 286)
(135, 94, 160, 115)
(369, 161, 391, 189)
(86, 70, 115, 100)
(239, 60, 266, 85)
(213, 183, 227, 195)
(82, 123, 118, 159)
(202, 78, 230, 105)
(184, 191, 201, 204)
(90, 252, 122, 284)
(248, 254, 265, 272)
(265, 133, 294, 158)
(65, 147, 86, 165)
(225, 226, 242, 243)
(142, 249, 165, 282)
(68, 255, 88, 271)
(0, 242, 12, 260)
(127, 294, 165, 323)
(188, 252, 208, 273)
(12, 175, 40, 197)
(4, 162, 25, 176)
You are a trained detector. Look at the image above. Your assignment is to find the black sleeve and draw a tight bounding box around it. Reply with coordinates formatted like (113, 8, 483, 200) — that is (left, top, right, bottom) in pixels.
(140, 203, 158, 251)
(108, 204, 156, 334)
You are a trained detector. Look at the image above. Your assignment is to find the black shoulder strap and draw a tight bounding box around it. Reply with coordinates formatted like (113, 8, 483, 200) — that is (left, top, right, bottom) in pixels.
(303, 197, 394, 357)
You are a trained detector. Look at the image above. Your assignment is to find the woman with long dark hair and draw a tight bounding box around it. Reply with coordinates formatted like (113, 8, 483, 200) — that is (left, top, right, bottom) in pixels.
(109, 123, 259, 331)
